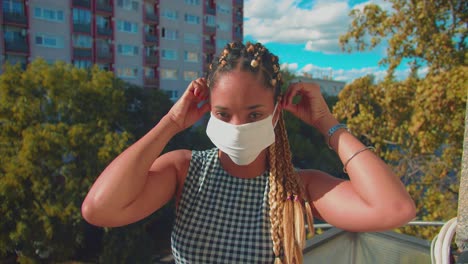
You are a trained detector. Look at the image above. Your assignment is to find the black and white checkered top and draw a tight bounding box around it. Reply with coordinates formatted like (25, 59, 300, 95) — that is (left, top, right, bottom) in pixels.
(171, 148, 275, 263)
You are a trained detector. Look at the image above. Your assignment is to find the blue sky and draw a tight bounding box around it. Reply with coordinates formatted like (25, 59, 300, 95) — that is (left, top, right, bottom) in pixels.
(243, 0, 413, 83)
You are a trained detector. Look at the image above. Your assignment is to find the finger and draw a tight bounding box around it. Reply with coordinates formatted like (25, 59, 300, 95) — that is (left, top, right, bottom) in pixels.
(284, 82, 302, 107)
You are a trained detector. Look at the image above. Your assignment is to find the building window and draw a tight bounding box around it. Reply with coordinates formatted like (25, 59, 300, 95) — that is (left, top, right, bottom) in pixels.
(161, 69, 178, 80)
(3, 0, 24, 14)
(216, 39, 229, 49)
(116, 67, 139, 78)
(117, 0, 139, 11)
(161, 49, 177, 60)
(161, 9, 178, 20)
(165, 90, 179, 101)
(184, 14, 200, 24)
(73, 60, 92, 69)
(34, 7, 64, 22)
(96, 16, 111, 28)
(35, 33, 64, 48)
(72, 34, 92, 48)
(184, 51, 198, 62)
(183, 33, 200, 44)
(117, 44, 139, 56)
(161, 28, 178, 40)
(184, 71, 198, 81)
(217, 4, 231, 14)
(144, 67, 155, 78)
(117, 20, 138, 33)
(204, 15, 216, 26)
(217, 22, 230, 31)
(72, 8, 91, 24)
(184, 0, 200, 5)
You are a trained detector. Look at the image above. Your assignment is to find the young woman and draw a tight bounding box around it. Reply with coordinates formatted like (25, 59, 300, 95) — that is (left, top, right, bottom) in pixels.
(82, 42, 416, 263)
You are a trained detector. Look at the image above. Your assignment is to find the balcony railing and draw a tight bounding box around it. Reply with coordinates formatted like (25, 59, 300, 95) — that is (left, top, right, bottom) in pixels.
(73, 23, 91, 33)
(205, 6, 216, 15)
(145, 34, 158, 44)
(145, 12, 158, 23)
(96, 50, 113, 61)
(4, 39, 28, 53)
(73, 0, 91, 8)
(73, 48, 92, 58)
(204, 41, 215, 52)
(144, 77, 159, 87)
(97, 27, 112, 36)
(3, 11, 28, 25)
(145, 55, 158, 65)
(96, 1, 112, 13)
(233, 32, 243, 41)
(204, 25, 216, 34)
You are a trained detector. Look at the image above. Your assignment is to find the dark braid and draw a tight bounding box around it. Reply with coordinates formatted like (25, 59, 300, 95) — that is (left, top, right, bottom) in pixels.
(206, 41, 283, 99)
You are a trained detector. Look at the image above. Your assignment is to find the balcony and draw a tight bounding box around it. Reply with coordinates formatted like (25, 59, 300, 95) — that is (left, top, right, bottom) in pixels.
(3, 11, 28, 25)
(233, 32, 243, 41)
(205, 5, 216, 15)
(73, 22, 91, 33)
(73, 0, 91, 8)
(204, 40, 215, 52)
(145, 34, 158, 44)
(96, 0, 112, 13)
(234, 13, 243, 22)
(144, 77, 159, 87)
(234, 0, 243, 6)
(145, 55, 158, 65)
(4, 39, 28, 53)
(145, 12, 158, 23)
(204, 25, 216, 35)
(96, 50, 113, 61)
(97, 27, 112, 36)
(73, 48, 92, 58)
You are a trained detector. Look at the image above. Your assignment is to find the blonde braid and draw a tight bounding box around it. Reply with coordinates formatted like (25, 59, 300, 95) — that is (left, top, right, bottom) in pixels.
(268, 143, 284, 263)
(271, 113, 314, 263)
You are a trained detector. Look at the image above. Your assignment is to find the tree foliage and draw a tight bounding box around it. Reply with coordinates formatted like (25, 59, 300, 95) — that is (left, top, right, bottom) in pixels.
(340, 0, 467, 75)
(0, 59, 173, 262)
(336, 0, 467, 240)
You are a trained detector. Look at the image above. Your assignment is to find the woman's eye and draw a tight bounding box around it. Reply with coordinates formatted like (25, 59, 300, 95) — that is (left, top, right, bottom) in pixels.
(216, 112, 229, 119)
(249, 112, 262, 120)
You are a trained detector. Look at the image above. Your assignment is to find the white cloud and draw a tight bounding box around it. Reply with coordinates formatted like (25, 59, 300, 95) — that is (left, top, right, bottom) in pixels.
(289, 63, 417, 83)
(244, 0, 390, 54)
(281, 62, 299, 72)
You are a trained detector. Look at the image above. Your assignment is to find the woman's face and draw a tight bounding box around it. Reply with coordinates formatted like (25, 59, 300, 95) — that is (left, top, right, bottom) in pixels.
(210, 69, 276, 125)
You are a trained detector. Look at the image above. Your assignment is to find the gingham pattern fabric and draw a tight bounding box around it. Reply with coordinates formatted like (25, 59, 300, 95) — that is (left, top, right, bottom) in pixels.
(171, 148, 275, 263)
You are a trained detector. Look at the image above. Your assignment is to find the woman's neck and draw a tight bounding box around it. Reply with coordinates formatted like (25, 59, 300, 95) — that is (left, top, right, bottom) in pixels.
(218, 150, 268, 179)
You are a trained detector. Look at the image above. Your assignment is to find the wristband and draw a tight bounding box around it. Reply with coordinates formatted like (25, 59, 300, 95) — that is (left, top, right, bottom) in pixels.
(327, 123, 349, 148)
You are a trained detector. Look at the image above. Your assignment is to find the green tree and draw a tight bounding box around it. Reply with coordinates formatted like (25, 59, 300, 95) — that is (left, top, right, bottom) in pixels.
(339, 0, 466, 75)
(336, 0, 467, 240)
(0, 59, 174, 262)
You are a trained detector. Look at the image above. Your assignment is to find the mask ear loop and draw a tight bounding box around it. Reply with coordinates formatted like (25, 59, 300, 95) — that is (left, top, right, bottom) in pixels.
(272, 97, 281, 128)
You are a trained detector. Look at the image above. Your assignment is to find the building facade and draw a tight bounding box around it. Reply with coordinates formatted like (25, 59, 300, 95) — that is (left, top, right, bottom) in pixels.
(293, 76, 346, 97)
(0, 0, 243, 100)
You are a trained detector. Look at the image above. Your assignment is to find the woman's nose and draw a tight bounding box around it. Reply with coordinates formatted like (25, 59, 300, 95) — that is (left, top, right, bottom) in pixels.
(230, 116, 245, 125)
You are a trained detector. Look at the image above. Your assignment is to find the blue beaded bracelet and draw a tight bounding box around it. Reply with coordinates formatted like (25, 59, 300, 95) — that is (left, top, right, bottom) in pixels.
(327, 123, 349, 148)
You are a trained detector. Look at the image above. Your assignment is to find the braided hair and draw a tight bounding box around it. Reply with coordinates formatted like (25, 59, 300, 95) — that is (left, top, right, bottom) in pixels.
(206, 41, 315, 264)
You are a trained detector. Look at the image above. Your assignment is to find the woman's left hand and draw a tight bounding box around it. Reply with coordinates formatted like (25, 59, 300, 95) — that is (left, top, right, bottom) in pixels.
(282, 82, 336, 130)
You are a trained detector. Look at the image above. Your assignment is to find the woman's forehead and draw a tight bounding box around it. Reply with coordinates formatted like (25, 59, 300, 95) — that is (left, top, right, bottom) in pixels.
(211, 70, 274, 100)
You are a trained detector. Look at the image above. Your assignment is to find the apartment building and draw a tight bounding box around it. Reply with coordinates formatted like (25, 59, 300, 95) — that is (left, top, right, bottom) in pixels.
(0, 0, 243, 100)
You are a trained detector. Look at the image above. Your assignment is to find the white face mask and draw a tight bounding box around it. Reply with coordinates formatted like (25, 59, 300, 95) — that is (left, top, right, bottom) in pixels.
(206, 104, 279, 165)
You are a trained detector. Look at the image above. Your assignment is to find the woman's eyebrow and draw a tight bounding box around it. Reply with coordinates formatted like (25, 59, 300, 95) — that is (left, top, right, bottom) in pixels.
(213, 105, 265, 110)
(214, 106, 228, 110)
(246, 104, 265, 110)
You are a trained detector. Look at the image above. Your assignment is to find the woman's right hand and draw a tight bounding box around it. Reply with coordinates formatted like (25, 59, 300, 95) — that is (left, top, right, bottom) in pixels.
(166, 78, 211, 131)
